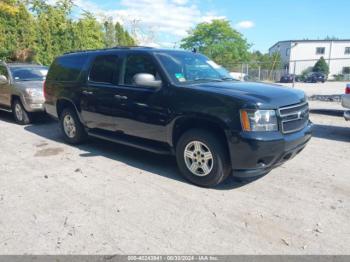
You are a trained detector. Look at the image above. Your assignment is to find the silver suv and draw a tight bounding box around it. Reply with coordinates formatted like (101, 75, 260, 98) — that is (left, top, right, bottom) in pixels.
(0, 62, 48, 124)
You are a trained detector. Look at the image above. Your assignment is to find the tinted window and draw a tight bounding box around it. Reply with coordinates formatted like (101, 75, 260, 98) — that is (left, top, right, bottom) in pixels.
(0, 66, 8, 77)
(47, 55, 88, 81)
(89, 55, 119, 85)
(124, 55, 160, 86)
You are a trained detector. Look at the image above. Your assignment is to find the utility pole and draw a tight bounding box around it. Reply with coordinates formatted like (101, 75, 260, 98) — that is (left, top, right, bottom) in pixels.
(328, 40, 333, 78)
(292, 61, 296, 88)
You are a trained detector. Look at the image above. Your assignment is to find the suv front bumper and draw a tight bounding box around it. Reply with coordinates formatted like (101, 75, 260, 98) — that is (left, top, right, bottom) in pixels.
(22, 96, 45, 112)
(226, 122, 313, 178)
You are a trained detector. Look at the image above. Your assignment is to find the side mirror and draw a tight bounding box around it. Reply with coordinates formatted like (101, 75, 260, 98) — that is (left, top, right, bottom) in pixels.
(133, 73, 162, 88)
(0, 75, 8, 85)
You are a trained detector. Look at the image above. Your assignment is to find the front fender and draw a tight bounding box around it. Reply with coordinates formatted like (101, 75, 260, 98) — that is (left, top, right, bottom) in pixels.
(166, 113, 238, 147)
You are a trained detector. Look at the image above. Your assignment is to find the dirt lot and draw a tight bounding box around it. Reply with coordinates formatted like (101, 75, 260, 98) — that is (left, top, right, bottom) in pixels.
(0, 110, 349, 255)
(281, 81, 347, 97)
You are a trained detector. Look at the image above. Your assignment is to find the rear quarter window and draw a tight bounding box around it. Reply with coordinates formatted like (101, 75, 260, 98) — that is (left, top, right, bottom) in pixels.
(47, 55, 88, 82)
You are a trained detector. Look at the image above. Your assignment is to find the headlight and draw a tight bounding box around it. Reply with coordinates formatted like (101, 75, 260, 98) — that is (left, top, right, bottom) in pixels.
(25, 88, 42, 97)
(240, 109, 278, 132)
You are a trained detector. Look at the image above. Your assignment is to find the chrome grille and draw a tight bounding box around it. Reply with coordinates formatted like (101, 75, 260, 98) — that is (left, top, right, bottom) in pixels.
(278, 102, 309, 134)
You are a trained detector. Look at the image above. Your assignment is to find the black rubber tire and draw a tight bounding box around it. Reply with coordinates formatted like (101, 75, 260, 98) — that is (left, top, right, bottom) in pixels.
(176, 129, 231, 187)
(59, 107, 87, 145)
(12, 99, 31, 125)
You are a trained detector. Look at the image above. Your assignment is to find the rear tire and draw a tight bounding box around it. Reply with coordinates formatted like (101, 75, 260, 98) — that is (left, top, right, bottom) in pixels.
(12, 99, 31, 125)
(59, 107, 87, 144)
(176, 129, 231, 187)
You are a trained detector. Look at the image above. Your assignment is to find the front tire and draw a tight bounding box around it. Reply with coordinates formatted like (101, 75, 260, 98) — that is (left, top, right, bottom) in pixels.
(176, 129, 231, 187)
(12, 99, 31, 125)
(59, 107, 87, 144)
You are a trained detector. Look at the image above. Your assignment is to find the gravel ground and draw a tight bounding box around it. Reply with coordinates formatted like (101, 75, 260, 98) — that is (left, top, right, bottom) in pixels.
(280, 81, 347, 97)
(309, 100, 344, 112)
(0, 110, 349, 255)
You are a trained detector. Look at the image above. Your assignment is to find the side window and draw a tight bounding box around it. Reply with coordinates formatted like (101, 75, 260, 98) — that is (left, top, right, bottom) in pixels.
(47, 55, 88, 82)
(316, 47, 325, 55)
(345, 47, 350, 55)
(0, 66, 8, 77)
(89, 55, 120, 85)
(124, 55, 160, 86)
(343, 67, 350, 74)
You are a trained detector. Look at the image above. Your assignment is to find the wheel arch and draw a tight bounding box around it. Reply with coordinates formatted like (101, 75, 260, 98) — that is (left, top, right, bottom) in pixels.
(11, 93, 25, 105)
(171, 115, 231, 158)
(56, 98, 82, 122)
(11, 94, 29, 111)
(11, 94, 21, 105)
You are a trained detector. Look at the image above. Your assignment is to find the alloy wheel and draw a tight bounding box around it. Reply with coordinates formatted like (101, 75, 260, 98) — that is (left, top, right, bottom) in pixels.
(184, 141, 214, 177)
(15, 103, 24, 122)
(63, 114, 77, 138)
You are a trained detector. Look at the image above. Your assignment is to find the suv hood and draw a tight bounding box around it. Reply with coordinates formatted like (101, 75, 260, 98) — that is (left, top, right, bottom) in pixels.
(14, 80, 44, 90)
(191, 81, 306, 108)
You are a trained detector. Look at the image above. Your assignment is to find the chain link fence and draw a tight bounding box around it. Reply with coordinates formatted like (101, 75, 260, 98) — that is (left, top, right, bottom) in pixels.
(225, 58, 350, 83)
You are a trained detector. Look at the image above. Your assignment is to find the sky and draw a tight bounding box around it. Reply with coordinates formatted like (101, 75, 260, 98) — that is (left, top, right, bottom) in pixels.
(70, 0, 350, 53)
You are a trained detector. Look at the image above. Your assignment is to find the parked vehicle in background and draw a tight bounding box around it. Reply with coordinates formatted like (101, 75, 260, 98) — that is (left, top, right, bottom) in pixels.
(280, 74, 296, 83)
(342, 84, 350, 121)
(280, 74, 305, 83)
(304, 72, 326, 83)
(0, 62, 48, 124)
(230, 72, 246, 81)
(44, 47, 312, 187)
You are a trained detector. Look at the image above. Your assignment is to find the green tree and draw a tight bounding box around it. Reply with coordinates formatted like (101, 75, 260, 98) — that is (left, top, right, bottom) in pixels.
(313, 57, 329, 74)
(124, 30, 136, 46)
(115, 22, 135, 46)
(249, 51, 282, 70)
(180, 19, 250, 67)
(30, 0, 75, 64)
(0, 0, 134, 64)
(104, 17, 116, 48)
(73, 12, 104, 50)
(0, 0, 37, 62)
(0, 0, 19, 60)
(14, 3, 37, 61)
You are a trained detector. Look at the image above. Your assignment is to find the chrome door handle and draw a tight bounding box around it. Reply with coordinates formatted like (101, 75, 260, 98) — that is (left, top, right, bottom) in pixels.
(114, 95, 128, 100)
(82, 90, 94, 95)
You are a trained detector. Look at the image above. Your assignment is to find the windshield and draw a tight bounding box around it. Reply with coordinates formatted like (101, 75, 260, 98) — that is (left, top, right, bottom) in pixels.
(10, 67, 48, 81)
(155, 52, 235, 84)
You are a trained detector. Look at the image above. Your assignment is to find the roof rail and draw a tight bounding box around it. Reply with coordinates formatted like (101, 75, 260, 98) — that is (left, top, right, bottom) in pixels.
(111, 46, 154, 49)
(64, 46, 155, 55)
(64, 49, 102, 55)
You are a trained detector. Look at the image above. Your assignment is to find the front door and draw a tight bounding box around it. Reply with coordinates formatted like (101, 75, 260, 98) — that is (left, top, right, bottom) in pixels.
(113, 53, 171, 143)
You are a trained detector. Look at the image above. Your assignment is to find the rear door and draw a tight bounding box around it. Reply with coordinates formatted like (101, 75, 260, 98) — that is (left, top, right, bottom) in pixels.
(0, 65, 11, 107)
(80, 54, 123, 131)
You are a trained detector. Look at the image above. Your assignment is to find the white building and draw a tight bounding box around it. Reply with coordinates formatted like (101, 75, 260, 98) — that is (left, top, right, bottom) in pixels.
(269, 40, 350, 78)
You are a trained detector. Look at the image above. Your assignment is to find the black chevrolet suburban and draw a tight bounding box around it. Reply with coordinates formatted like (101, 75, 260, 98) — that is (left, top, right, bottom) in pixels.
(44, 47, 312, 187)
